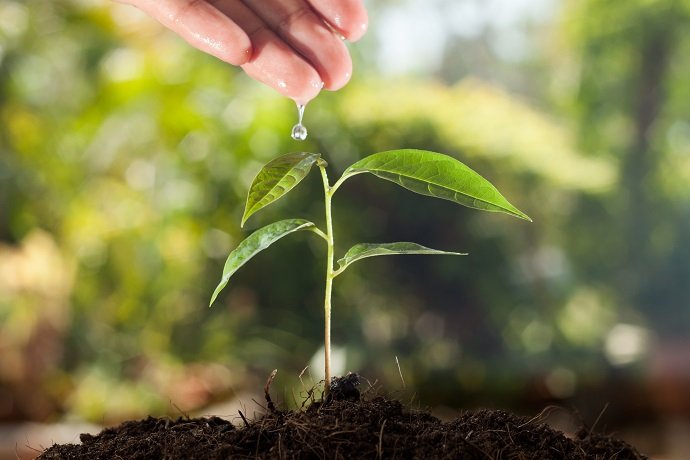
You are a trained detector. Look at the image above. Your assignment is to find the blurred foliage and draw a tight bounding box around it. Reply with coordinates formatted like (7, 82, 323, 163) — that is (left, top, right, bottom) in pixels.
(557, 0, 690, 335)
(0, 0, 689, 426)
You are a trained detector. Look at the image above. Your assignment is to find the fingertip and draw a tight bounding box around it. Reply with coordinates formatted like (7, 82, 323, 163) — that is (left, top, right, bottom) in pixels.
(276, 12, 353, 92)
(227, 36, 253, 66)
(212, 31, 253, 66)
(240, 45, 253, 65)
(307, 32, 352, 91)
(323, 63, 351, 91)
(341, 10, 368, 42)
(293, 78, 324, 105)
(327, 73, 351, 91)
(141, 0, 254, 66)
(311, 0, 368, 42)
(240, 43, 323, 104)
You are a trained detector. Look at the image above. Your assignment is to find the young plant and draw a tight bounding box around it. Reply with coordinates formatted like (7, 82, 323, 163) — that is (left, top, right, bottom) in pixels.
(210, 149, 530, 394)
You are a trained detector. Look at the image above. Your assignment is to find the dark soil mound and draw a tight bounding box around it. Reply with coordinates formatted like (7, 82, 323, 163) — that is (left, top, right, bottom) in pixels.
(39, 375, 646, 459)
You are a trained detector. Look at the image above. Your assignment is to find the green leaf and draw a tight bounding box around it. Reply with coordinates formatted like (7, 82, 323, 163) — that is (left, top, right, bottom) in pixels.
(337, 242, 465, 272)
(242, 152, 323, 226)
(209, 219, 316, 307)
(341, 149, 531, 221)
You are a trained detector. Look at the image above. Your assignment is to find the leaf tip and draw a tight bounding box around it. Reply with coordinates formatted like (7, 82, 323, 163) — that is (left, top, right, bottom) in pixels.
(240, 210, 252, 227)
(517, 211, 533, 223)
(505, 203, 532, 222)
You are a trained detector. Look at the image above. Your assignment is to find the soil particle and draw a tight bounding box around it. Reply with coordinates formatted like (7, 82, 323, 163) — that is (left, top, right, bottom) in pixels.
(39, 375, 646, 459)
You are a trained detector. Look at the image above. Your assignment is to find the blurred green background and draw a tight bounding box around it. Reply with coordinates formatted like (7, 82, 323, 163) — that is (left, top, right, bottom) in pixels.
(1, 0, 690, 456)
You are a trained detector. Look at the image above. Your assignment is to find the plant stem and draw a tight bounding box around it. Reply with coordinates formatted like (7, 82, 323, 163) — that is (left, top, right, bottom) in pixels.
(319, 164, 335, 395)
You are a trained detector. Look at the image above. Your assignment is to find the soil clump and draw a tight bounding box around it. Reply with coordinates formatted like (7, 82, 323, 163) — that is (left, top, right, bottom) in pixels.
(39, 374, 646, 459)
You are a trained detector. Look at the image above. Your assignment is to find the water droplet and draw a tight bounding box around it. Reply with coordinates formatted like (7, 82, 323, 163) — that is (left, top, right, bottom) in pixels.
(291, 124, 308, 141)
(290, 103, 308, 141)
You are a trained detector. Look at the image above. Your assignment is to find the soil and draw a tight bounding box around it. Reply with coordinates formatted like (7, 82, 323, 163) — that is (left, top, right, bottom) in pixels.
(39, 374, 646, 459)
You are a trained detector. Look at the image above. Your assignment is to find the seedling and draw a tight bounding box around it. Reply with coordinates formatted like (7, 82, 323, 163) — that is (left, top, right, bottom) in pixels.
(210, 149, 530, 394)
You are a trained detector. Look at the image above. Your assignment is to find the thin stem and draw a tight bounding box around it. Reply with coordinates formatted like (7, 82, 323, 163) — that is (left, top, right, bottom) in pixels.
(330, 171, 358, 195)
(309, 226, 329, 242)
(331, 265, 346, 278)
(319, 165, 335, 395)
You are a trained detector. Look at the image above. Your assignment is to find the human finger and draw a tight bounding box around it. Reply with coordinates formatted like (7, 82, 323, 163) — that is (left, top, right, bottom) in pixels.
(242, 0, 352, 90)
(306, 0, 368, 42)
(120, 0, 252, 66)
(212, 0, 323, 104)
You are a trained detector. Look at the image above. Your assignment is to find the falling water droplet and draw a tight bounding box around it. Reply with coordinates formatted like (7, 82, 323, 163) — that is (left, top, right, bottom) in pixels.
(291, 124, 307, 141)
(291, 103, 308, 141)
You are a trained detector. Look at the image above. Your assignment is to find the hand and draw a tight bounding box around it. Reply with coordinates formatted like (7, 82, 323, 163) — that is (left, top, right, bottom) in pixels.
(119, 0, 368, 104)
